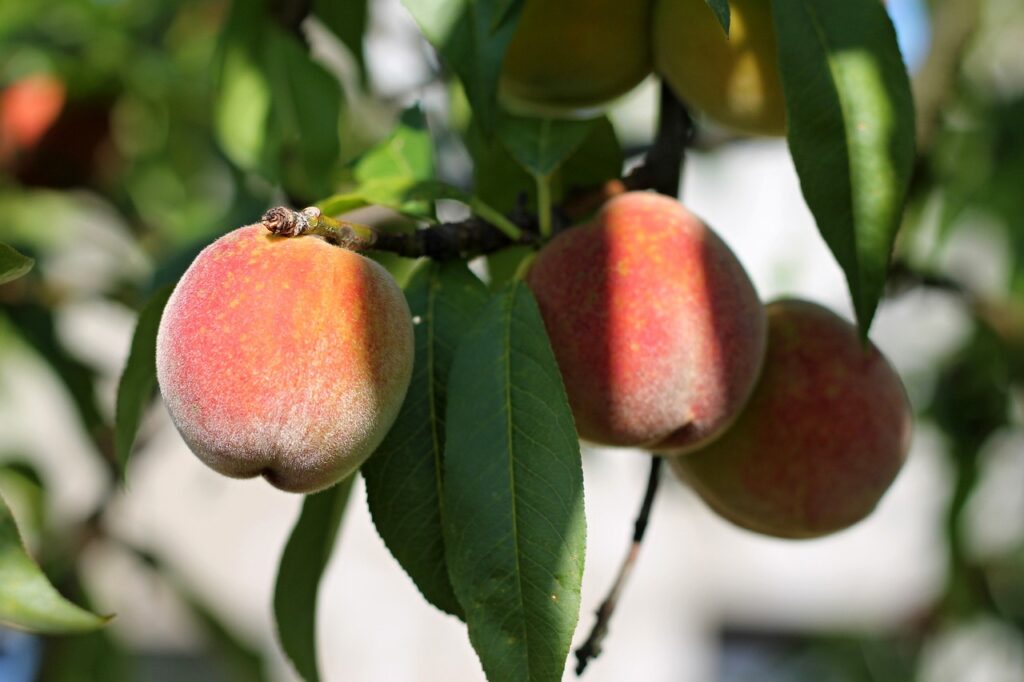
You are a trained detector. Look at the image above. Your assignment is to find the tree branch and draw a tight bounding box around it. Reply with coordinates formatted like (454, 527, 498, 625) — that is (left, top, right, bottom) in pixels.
(262, 88, 693, 260)
(574, 456, 664, 676)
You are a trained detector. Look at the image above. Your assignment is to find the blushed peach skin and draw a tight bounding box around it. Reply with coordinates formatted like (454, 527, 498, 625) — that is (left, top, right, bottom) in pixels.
(670, 299, 913, 539)
(156, 225, 413, 494)
(526, 192, 766, 451)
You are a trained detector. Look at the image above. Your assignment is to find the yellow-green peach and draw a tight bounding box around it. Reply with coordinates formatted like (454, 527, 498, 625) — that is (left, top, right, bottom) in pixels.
(670, 299, 913, 538)
(500, 0, 654, 115)
(156, 225, 413, 493)
(526, 191, 766, 451)
(654, 0, 786, 136)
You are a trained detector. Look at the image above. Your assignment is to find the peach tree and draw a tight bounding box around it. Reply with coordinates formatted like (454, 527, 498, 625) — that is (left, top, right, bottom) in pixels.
(3, 0, 1021, 681)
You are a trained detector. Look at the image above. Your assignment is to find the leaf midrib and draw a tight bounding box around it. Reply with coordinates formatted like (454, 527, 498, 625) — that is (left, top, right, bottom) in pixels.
(503, 283, 530, 671)
(801, 0, 863, 310)
(428, 274, 446, 535)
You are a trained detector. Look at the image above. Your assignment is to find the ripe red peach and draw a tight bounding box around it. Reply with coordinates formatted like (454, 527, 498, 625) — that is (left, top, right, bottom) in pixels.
(525, 191, 766, 451)
(670, 299, 913, 538)
(156, 224, 413, 493)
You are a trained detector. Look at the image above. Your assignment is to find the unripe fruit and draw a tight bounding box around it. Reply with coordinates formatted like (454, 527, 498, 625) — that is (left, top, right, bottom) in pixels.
(670, 299, 913, 539)
(654, 0, 786, 136)
(500, 0, 653, 115)
(526, 192, 766, 451)
(156, 225, 414, 494)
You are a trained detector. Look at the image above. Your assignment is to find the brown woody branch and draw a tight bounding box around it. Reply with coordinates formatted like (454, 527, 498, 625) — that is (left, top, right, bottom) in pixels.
(262, 85, 693, 260)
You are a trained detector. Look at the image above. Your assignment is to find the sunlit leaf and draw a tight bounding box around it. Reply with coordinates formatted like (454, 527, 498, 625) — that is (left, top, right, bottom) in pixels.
(364, 262, 489, 618)
(444, 282, 586, 682)
(0, 494, 110, 634)
(0, 243, 33, 284)
(772, 0, 915, 335)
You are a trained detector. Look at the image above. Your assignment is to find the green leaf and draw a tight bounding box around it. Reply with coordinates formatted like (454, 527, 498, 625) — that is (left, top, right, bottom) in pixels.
(402, 0, 522, 132)
(443, 282, 586, 682)
(0, 493, 110, 634)
(215, 2, 274, 173)
(557, 116, 624, 200)
(363, 261, 489, 618)
(313, 0, 369, 83)
(0, 459, 46, 544)
(266, 27, 343, 198)
(354, 106, 433, 184)
(772, 0, 915, 335)
(401, 180, 523, 239)
(214, 2, 343, 199)
(0, 243, 33, 284)
(115, 284, 174, 480)
(319, 106, 435, 218)
(469, 115, 622, 215)
(497, 114, 596, 177)
(491, 0, 524, 32)
(274, 476, 356, 682)
(485, 245, 534, 291)
(704, 0, 730, 36)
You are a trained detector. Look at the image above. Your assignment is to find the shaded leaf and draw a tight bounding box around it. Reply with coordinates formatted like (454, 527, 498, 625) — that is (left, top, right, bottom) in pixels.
(313, 0, 369, 83)
(265, 27, 343, 198)
(319, 105, 435, 218)
(0, 459, 46, 543)
(497, 115, 595, 177)
(772, 0, 915, 335)
(704, 0, 730, 36)
(354, 106, 433, 184)
(363, 261, 489, 617)
(274, 476, 356, 682)
(115, 284, 174, 479)
(215, 2, 343, 199)
(0, 243, 34, 284)
(402, 0, 522, 132)
(469, 115, 622, 214)
(444, 282, 586, 682)
(0, 494, 110, 634)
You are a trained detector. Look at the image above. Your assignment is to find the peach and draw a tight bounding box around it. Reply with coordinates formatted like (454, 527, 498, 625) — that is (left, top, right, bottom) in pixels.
(654, 0, 786, 136)
(670, 299, 913, 538)
(156, 225, 414, 493)
(525, 191, 766, 451)
(500, 0, 653, 115)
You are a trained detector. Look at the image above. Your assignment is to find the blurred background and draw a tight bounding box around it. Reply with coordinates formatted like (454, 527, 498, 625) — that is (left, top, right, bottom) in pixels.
(1, 0, 1023, 680)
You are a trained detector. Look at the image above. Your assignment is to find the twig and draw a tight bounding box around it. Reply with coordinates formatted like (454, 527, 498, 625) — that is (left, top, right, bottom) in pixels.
(263, 84, 692, 261)
(261, 206, 539, 261)
(574, 456, 664, 676)
(562, 83, 693, 222)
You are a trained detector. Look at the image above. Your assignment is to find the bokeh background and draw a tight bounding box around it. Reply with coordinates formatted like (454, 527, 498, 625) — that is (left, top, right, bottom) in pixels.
(2, 0, 1023, 680)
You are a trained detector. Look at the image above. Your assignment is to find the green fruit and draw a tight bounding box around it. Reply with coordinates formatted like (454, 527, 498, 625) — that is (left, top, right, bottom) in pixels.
(654, 0, 786, 136)
(500, 0, 654, 115)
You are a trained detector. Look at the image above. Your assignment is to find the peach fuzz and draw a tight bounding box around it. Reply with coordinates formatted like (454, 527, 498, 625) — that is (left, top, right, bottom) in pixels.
(670, 299, 913, 539)
(525, 191, 766, 451)
(156, 225, 413, 493)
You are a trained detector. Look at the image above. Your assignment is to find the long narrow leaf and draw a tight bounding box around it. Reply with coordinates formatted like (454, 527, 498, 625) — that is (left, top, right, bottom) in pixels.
(772, 0, 915, 335)
(363, 262, 489, 617)
(443, 282, 586, 682)
(274, 476, 356, 682)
